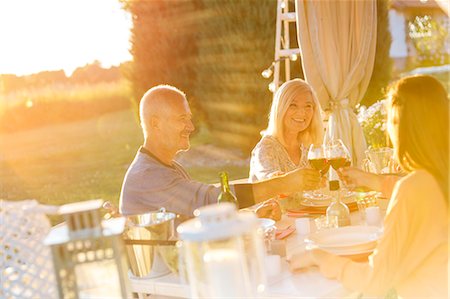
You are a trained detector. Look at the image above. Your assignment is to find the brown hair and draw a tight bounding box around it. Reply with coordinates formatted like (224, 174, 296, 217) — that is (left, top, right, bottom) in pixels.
(388, 75, 449, 200)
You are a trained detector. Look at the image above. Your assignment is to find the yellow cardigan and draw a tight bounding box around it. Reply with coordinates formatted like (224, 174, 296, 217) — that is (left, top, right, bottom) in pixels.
(314, 170, 448, 298)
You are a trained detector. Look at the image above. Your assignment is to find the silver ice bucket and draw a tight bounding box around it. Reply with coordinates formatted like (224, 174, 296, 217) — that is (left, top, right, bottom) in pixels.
(123, 208, 177, 278)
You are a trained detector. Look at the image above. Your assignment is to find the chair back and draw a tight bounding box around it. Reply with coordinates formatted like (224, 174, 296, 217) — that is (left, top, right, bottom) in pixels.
(0, 200, 58, 298)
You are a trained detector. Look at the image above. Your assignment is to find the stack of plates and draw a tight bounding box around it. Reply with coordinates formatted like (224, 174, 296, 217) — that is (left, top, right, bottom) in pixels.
(302, 190, 355, 208)
(305, 226, 382, 256)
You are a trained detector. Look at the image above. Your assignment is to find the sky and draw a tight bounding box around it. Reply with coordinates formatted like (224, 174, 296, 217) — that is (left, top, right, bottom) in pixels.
(0, 0, 132, 76)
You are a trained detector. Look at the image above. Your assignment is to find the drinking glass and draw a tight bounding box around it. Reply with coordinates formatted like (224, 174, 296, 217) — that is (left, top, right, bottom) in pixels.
(325, 139, 352, 170)
(314, 215, 338, 231)
(363, 147, 397, 174)
(307, 144, 329, 176)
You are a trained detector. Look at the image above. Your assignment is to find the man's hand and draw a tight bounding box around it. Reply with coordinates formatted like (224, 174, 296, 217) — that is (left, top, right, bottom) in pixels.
(288, 168, 321, 191)
(255, 198, 282, 221)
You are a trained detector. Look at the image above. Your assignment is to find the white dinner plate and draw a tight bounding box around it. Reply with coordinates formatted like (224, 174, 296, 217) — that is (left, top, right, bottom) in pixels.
(305, 242, 375, 256)
(302, 190, 355, 207)
(323, 247, 375, 256)
(305, 226, 381, 251)
(300, 196, 356, 208)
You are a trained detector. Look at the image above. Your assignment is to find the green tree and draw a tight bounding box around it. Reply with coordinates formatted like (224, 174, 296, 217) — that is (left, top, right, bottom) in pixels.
(408, 15, 448, 67)
(70, 61, 121, 84)
(194, 0, 276, 152)
(120, 0, 200, 117)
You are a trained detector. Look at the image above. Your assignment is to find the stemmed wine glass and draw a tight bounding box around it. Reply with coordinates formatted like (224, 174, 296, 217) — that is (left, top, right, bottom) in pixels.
(307, 144, 330, 176)
(325, 139, 352, 170)
(307, 144, 329, 199)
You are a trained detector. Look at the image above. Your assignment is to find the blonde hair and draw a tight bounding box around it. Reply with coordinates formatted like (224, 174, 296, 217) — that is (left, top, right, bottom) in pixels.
(265, 79, 323, 146)
(388, 75, 449, 200)
(139, 85, 186, 138)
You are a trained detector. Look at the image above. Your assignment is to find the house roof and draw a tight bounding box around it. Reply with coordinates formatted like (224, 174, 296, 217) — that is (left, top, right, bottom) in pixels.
(391, 0, 442, 10)
(391, 0, 449, 15)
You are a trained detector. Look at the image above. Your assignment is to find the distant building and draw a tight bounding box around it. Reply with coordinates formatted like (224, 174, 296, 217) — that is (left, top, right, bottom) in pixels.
(389, 0, 449, 72)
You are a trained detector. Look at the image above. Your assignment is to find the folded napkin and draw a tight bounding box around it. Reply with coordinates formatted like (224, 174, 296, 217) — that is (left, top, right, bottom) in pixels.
(275, 225, 295, 240)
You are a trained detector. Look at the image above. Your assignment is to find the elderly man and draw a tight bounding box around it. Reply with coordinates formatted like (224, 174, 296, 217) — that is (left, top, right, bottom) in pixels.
(119, 85, 320, 217)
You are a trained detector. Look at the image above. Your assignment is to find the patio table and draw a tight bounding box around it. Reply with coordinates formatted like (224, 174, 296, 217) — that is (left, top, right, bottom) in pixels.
(127, 204, 387, 299)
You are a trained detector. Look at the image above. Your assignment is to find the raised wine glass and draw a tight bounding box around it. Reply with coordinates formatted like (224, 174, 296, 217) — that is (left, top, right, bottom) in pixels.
(307, 144, 329, 199)
(307, 144, 329, 176)
(326, 139, 352, 171)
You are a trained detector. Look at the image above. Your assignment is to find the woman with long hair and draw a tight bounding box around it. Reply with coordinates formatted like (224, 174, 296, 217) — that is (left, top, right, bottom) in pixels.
(249, 79, 324, 182)
(289, 75, 449, 298)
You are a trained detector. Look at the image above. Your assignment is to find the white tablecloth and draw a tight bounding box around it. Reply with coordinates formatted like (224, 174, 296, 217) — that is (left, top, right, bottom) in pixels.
(128, 203, 388, 298)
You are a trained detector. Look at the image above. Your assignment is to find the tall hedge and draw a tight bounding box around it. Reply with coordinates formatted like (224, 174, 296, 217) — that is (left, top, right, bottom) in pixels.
(121, 0, 201, 116)
(193, 0, 276, 152)
(361, 0, 393, 106)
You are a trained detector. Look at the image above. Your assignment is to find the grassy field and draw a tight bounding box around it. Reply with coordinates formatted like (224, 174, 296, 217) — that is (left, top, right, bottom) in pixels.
(0, 109, 249, 209)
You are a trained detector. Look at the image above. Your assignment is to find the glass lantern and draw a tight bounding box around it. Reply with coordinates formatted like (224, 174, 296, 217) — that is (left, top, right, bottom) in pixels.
(44, 199, 131, 299)
(177, 203, 266, 298)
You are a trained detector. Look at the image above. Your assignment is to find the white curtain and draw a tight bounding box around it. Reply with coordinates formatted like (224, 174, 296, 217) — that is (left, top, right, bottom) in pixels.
(295, 0, 377, 167)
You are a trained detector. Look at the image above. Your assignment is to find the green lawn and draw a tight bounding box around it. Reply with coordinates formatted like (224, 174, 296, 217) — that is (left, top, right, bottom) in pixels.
(0, 109, 249, 209)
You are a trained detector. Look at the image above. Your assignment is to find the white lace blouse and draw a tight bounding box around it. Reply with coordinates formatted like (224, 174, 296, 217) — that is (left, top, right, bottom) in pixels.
(249, 135, 309, 182)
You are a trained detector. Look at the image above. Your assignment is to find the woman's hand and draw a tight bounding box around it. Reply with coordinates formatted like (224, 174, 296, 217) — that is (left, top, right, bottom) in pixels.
(288, 249, 318, 271)
(288, 249, 333, 271)
(255, 198, 282, 221)
(338, 167, 380, 192)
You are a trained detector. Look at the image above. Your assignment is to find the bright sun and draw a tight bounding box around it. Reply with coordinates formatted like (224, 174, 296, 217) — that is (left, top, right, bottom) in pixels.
(0, 0, 132, 76)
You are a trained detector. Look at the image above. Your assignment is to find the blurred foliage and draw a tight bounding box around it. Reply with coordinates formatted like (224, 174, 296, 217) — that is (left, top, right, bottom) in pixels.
(0, 61, 125, 94)
(122, 0, 277, 153)
(408, 15, 449, 67)
(357, 99, 390, 149)
(120, 0, 203, 124)
(0, 81, 131, 133)
(70, 60, 122, 84)
(361, 0, 393, 107)
(0, 61, 132, 133)
(0, 71, 68, 94)
(193, 0, 276, 152)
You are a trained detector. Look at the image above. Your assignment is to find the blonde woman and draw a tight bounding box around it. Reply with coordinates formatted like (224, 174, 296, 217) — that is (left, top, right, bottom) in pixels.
(289, 75, 449, 298)
(249, 79, 324, 182)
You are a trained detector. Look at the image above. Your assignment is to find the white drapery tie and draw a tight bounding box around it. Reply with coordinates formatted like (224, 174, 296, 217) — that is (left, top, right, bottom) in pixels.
(329, 98, 350, 111)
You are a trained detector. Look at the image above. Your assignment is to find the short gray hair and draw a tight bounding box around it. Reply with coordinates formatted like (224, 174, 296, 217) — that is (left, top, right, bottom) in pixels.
(139, 85, 186, 138)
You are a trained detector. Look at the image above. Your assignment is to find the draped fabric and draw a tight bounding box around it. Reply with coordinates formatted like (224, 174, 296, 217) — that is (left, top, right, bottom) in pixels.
(295, 0, 377, 167)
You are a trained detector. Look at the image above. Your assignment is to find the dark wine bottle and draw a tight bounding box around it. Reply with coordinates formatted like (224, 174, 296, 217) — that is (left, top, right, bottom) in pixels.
(217, 172, 238, 206)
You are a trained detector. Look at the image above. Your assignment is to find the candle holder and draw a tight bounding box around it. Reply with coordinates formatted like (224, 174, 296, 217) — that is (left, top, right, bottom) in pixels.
(44, 199, 131, 299)
(177, 203, 266, 298)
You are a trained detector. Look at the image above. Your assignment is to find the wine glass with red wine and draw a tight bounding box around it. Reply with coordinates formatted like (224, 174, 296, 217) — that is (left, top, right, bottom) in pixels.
(326, 139, 352, 170)
(307, 144, 330, 176)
